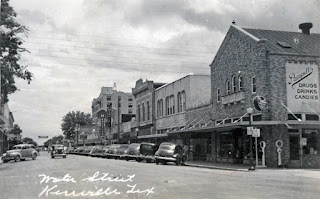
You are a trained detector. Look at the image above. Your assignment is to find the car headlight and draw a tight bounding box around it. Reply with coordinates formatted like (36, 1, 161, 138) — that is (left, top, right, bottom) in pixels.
(2, 153, 6, 157)
(173, 154, 178, 158)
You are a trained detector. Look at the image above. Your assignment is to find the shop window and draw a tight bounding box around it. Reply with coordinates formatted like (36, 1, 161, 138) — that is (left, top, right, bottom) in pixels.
(251, 76, 256, 93)
(232, 75, 236, 93)
(239, 76, 243, 91)
(217, 88, 221, 103)
(253, 114, 262, 121)
(302, 129, 320, 155)
(306, 114, 319, 121)
(288, 114, 302, 120)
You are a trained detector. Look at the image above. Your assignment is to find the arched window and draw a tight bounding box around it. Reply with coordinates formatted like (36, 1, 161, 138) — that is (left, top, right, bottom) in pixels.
(181, 91, 186, 111)
(177, 92, 181, 112)
(137, 105, 140, 122)
(160, 99, 163, 116)
(239, 76, 243, 91)
(226, 80, 231, 95)
(165, 97, 170, 115)
(142, 103, 145, 121)
(232, 75, 236, 93)
(147, 101, 150, 120)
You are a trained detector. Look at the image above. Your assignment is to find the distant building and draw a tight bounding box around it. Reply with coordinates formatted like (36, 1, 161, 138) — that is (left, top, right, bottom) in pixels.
(131, 79, 165, 143)
(91, 86, 136, 144)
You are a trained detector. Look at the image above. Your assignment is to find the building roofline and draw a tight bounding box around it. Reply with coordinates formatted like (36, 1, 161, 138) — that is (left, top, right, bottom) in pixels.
(155, 73, 210, 91)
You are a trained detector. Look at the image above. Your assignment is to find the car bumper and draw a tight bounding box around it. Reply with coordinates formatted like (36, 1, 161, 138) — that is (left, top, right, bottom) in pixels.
(1, 155, 15, 161)
(155, 156, 176, 162)
(124, 154, 139, 159)
(52, 154, 66, 157)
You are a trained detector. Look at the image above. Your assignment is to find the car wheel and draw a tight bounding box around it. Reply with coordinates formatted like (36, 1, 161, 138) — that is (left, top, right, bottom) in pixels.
(51, 156, 54, 159)
(155, 160, 159, 165)
(63, 156, 66, 158)
(3, 160, 8, 163)
(136, 158, 141, 162)
(162, 160, 167, 165)
(32, 153, 37, 160)
(15, 155, 21, 162)
(175, 158, 180, 166)
(125, 158, 129, 161)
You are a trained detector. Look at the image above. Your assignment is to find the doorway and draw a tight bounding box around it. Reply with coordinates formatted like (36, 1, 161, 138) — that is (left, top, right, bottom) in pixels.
(289, 130, 301, 167)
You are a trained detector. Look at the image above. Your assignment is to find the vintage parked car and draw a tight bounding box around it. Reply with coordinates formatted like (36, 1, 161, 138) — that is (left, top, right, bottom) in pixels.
(114, 144, 129, 159)
(105, 144, 121, 159)
(154, 142, 184, 165)
(136, 142, 158, 163)
(51, 144, 67, 159)
(124, 143, 141, 161)
(95, 146, 109, 158)
(2, 144, 38, 163)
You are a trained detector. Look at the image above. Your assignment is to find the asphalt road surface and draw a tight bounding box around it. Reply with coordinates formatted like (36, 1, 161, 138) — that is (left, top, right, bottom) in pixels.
(1, 152, 320, 199)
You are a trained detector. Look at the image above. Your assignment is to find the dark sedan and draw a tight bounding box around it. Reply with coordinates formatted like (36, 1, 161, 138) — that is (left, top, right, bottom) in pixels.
(154, 142, 184, 165)
(124, 143, 141, 161)
(136, 142, 158, 163)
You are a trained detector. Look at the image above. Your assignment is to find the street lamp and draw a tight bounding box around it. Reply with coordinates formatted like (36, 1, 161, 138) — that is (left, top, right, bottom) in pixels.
(75, 124, 80, 147)
(247, 107, 255, 171)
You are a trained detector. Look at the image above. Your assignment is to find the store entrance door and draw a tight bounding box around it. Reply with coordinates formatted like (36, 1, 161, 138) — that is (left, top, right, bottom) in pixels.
(289, 133, 301, 167)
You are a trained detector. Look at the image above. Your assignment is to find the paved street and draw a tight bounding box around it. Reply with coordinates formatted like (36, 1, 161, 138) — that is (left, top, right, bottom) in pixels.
(0, 152, 320, 199)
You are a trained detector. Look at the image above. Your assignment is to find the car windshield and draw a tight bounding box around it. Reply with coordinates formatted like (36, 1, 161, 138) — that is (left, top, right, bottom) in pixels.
(12, 146, 22, 150)
(119, 145, 129, 149)
(160, 144, 175, 150)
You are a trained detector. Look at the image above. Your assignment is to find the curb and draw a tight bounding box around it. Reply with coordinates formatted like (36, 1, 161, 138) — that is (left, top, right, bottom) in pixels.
(184, 163, 249, 172)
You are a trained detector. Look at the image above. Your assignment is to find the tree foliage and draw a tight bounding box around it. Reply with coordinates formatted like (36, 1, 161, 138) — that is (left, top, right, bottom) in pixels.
(21, 137, 38, 147)
(61, 111, 92, 140)
(9, 124, 22, 135)
(43, 135, 64, 147)
(0, 0, 33, 104)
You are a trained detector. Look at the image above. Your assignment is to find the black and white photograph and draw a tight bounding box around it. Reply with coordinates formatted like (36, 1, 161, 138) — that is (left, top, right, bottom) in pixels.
(1, 0, 320, 198)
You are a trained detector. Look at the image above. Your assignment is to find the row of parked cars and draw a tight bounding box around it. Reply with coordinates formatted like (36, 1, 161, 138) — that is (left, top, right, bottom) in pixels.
(69, 142, 186, 165)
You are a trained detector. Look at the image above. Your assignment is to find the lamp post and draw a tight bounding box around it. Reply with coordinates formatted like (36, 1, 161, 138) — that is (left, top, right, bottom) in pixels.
(75, 124, 80, 147)
(247, 107, 255, 171)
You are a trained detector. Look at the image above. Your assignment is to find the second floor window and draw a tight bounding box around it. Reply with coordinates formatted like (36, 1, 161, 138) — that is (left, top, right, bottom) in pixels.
(239, 76, 243, 91)
(137, 105, 140, 122)
(226, 80, 231, 95)
(252, 76, 256, 93)
(169, 95, 175, 115)
(232, 75, 236, 93)
(217, 88, 221, 103)
(147, 101, 150, 120)
(142, 103, 145, 121)
(165, 97, 169, 115)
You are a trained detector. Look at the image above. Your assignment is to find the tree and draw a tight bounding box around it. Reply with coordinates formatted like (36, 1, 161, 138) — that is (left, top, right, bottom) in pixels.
(0, 0, 33, 104)
(61, 111, 92, 140)
(21, 137, 38, 147)
(10, 124, 22, 135)
(43, 135, 64, 147)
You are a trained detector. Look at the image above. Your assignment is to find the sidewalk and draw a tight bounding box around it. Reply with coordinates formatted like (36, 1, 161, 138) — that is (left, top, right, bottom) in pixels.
(184, 160, 253, 172)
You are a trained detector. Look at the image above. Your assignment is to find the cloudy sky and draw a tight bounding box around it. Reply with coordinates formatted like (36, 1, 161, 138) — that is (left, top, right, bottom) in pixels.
(7, 0, 320, 144)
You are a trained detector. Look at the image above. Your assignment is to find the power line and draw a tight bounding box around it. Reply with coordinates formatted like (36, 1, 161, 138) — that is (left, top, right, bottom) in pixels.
(24, 48, 210, 65)
(25, 36, 215, 54)
(19, 61, 209, 74)
(28, 29, 217, 48)
(23, 41, 214, 58)
(21, 54, 210, 70)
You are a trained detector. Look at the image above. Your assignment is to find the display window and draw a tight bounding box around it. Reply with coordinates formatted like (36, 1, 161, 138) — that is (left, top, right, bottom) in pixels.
(302, 129, 320, 155)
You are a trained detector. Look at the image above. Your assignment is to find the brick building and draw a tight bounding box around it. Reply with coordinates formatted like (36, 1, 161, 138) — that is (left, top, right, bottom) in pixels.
(131, 79, 165, 143)
(207, 23, 320, 168)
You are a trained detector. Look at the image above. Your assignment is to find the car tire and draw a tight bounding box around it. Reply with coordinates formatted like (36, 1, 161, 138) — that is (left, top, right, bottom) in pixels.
(175, 158, 180, 166)
(125, 158, 129, 161)
(155, 160, 159, 165)
(15, 155, 21, 162)
(3, 160, 8, 163)
(162, 160, 167, 165)
(51, 156, 54, 159)
(136, 158, 141, 162)
(63, 156, 66, 158)
(32, 153, 37, 160)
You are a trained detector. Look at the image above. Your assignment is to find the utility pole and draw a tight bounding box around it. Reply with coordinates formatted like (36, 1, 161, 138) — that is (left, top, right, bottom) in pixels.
(117, 95, 120, 143)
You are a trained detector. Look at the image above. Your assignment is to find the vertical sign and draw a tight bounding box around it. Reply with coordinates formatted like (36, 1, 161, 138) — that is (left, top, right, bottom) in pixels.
(286, 62, 320, 112)
(100, 114, 105, 138)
